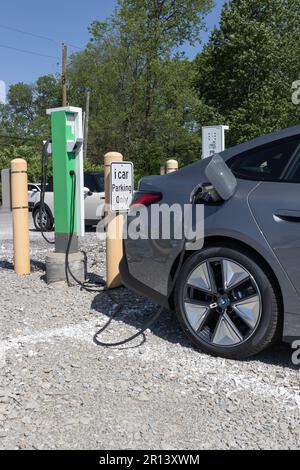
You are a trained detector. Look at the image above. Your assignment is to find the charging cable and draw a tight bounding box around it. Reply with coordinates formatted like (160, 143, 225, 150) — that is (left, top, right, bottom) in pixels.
(39, 141, 55, 245)
(65, 170, 186, 348)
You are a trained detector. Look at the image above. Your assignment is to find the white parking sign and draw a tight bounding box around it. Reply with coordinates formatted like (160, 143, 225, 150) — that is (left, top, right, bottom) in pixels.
(110, 162, 134, 212)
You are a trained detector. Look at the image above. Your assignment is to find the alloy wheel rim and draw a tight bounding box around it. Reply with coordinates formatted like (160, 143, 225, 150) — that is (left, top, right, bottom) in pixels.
(183, 258, 262, 347)
(36, 211, 48, 229)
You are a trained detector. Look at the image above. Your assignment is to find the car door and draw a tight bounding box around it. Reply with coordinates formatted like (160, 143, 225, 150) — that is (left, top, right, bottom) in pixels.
(28, 184, 40, 209)
(229, 137, 300, 296)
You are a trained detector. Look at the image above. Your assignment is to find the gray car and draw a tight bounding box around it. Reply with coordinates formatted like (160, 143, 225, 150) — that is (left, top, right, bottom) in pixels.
(120, 125, 300, 359)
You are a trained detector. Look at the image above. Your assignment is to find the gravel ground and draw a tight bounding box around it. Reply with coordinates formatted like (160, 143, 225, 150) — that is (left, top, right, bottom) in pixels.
(0, 209, 299, 450)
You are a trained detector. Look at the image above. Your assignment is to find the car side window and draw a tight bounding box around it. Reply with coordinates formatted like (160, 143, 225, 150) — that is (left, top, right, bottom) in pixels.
(95, 173, 104, 192)
(228, 139, 300, 182)
(282, 145, 300, 182)
(84, 174, 98, 192)
(84, 173, 104, 192)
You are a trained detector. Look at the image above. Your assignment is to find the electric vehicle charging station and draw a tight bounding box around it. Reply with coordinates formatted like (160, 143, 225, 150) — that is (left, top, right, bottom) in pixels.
(45, 106, 85, 284)
(202, 125, 229, 159)
(46, 106, 84, 249)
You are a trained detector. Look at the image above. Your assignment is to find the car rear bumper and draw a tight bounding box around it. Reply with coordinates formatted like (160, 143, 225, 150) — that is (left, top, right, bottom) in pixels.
(119, 255, 170, 308)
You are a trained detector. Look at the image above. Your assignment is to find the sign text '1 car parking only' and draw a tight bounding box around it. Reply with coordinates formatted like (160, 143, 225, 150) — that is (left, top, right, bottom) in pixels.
(110, 161, 134, 212)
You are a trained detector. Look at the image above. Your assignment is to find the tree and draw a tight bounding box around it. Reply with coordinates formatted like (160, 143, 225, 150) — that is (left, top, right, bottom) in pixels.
(1, 83, 34, 135)
(0, 142, 42, 182)
(68, 0, 213, 175)
(0, 75, 61, 138)
(195, 0, 300, 146)
(1, 0, 214, 176)
(34, 75, 61, 116)
(32, 75, 61, 136)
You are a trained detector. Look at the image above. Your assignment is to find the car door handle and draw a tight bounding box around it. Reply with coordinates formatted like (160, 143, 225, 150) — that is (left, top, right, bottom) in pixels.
(274, 210, 300, 223)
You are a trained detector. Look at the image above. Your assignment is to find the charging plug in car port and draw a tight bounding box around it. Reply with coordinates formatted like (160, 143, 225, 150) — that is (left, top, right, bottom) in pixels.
(191, 183, 222, 205)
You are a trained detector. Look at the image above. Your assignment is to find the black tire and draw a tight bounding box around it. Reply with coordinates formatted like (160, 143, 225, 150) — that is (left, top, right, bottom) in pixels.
(33, 206, 54, 232)
(175, 246, 281, 359)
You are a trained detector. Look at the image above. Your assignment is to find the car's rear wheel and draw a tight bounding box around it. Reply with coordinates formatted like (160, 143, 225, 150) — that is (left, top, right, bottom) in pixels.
(175, 246, 281, 359)
(33, 206, 54, 232)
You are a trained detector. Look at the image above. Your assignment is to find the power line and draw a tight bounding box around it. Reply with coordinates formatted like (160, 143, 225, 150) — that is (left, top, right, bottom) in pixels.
(0, 23, 82, 51)
(0, 23, 56, 44)
(66, 43, 82, 51)
(0, 43, 58, 60)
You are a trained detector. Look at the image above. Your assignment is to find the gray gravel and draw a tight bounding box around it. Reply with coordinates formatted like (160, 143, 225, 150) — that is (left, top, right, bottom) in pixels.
(0, 209, 299, 450)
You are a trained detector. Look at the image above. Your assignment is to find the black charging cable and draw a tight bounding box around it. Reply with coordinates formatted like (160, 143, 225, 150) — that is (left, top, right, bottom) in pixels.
(65, 170, 186, 348)
(93, 246, 185, 348)
(39, 141, 55, 245)
(65, 171, 107, 292)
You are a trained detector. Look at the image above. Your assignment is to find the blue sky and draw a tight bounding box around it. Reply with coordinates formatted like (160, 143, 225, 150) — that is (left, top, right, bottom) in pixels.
(0, 0, 225, 96)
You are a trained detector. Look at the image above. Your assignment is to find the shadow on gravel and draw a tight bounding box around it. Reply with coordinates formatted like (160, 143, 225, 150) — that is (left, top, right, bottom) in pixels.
(91, 285, 298, 370)
(31, 259, 46, 271)
(0, 260, 14, 270)
(0, 259, 45, 272)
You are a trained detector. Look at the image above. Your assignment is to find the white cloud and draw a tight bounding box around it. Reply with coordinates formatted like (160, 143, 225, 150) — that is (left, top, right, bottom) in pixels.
(0, 80, 6, 104)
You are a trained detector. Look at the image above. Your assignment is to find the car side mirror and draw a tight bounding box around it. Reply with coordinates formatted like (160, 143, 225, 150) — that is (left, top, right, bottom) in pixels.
(204, 154, 237, 201)
(84, 187, 93, 196)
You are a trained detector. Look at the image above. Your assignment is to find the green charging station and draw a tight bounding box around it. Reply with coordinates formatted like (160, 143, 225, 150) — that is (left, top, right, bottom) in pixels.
(45, 107, 85, 284)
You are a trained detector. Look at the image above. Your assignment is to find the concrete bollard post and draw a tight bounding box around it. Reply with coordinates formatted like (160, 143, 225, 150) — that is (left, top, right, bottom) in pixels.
(104, 152, 124, 289)
(10, 159, 30, 275)
(160, 166, 166, 175)
(166, 159, 179, 174)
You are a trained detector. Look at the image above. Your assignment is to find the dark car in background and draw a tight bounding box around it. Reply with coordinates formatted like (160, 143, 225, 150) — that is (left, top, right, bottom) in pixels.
(121, 125, 300, 359)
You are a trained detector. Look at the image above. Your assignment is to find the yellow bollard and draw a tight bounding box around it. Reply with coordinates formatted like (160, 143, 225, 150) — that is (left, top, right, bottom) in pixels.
(11, 159, 30, 275)
(104, 152, 124, 289)
(166, 159, 179, 174)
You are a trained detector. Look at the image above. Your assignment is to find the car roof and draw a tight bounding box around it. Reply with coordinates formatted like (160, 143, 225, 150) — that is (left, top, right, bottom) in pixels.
(164, 125, 300, 179)
(221, 125, 300, 162)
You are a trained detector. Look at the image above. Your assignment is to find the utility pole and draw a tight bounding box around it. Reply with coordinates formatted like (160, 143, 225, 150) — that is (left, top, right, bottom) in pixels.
(62, 43, 68, 106)
(83, 90, 90, 159)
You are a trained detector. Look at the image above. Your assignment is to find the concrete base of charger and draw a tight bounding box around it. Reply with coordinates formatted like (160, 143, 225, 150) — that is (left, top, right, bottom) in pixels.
(46, 251, 86, 285)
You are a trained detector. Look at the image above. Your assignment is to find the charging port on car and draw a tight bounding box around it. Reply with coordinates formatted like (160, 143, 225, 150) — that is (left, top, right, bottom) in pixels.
(191, 183, 222, 205)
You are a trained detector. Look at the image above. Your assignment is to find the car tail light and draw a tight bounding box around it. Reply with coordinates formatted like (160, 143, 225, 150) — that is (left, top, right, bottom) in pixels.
(130, 191, 162, 208)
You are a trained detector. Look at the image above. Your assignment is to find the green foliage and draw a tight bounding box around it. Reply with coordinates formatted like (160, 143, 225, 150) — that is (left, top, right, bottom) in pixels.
(68, 0, 213, 174)
(0, 75, 61, 139)
(0, 1, 214, 176)
(4, 0, 300, 178)
(0, 143, 43, 182)
(195, 0, 300, 146)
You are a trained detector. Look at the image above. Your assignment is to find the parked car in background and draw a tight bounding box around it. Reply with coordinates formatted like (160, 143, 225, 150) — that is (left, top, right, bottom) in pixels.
(28, 183, 41, 211)
(32, 172, 105, 231)
(121, 125, 300, 359)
